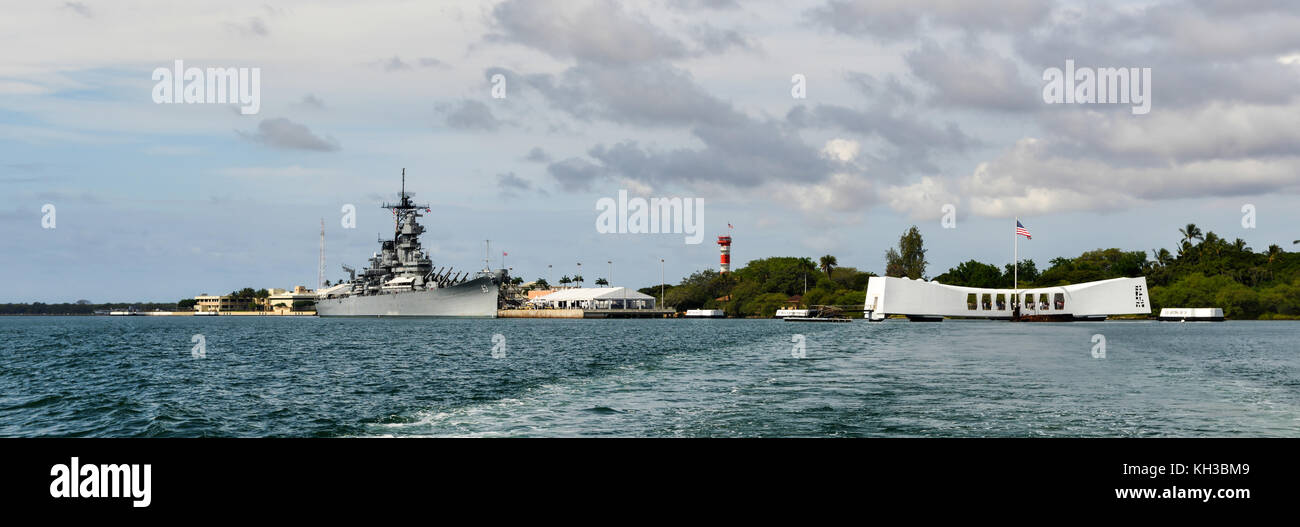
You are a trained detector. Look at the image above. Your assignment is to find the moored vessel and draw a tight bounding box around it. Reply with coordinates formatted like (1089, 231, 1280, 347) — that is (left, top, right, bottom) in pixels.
(316, 170, 505, 317)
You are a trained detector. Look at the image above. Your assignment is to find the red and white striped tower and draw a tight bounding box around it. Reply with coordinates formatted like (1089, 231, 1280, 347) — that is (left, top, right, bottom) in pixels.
(717, 235, 732, 274)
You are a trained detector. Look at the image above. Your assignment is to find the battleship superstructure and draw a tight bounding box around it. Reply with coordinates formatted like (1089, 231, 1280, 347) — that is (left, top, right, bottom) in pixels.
(315, 171, 505, 317)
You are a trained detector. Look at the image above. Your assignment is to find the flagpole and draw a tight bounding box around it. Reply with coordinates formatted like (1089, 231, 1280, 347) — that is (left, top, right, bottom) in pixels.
(1013, 217, 1019, 317)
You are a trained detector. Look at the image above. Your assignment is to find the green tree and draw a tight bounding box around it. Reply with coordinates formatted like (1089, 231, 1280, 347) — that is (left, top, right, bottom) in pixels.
(1179, 223, 1203, 245)
(819, 254, 837, 278)
(885, 226, 927, 279)
(663, 269, 728, 311)
(884, 248, 904, 277)
(1003, 259, 1040, 286)
(1267, 244, 1283, 265)
(1151, 248, 1173, 266)
(742, 292, 789, 317)
(936, 260, 1004, 288)
(829, 266, 874, 291)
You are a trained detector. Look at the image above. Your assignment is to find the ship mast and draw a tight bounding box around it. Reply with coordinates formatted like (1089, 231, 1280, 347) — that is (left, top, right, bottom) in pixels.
(318, 218, 325, 291)
(383, 168, 428, 240)
(378, 168, 433, 281)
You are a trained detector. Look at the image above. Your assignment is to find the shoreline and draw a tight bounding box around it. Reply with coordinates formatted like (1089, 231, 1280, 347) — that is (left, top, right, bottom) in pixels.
(2, 313, 1298, 321)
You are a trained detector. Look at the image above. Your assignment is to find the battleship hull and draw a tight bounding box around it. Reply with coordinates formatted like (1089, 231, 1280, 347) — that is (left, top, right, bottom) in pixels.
(316, 276, 498, 317)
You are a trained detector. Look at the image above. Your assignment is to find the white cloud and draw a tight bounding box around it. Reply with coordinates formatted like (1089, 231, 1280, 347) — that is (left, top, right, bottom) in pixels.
(884, 176, 959, 220)
(820, 138, 861, 162)
(775, 171, 877, 217)
(952, 138, 1300, 218)
(1042, 101, 1300, 162)
(0, 81, 50, 95)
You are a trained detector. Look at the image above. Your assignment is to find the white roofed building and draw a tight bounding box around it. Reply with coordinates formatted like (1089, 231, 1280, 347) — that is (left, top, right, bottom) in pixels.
(528, 287, 656, 310)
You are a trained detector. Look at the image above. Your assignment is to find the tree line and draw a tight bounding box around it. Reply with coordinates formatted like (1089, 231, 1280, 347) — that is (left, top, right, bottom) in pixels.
(931, 223, 1299, 319)
(0, 301, 179, 315)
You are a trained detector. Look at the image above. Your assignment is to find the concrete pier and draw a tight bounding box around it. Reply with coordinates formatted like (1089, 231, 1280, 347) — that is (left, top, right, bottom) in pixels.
(497, 309, 584, 318)
(498, 308, 676, 319)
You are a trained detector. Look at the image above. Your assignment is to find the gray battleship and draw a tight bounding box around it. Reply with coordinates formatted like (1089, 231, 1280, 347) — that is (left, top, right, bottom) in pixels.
(316, 171, 505, 317)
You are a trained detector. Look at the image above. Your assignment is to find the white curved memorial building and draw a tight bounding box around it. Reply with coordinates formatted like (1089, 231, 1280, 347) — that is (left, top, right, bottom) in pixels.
(863, 276, 1151, 321)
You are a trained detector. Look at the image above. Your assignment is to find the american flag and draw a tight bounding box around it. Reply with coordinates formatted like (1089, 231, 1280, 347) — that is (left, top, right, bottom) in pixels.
(1016, 220, 1032, 239)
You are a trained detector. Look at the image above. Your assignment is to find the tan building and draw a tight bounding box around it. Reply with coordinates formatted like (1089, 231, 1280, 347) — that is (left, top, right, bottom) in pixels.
(193, 295, 253, 313)
(267, 286, 317, 314)
(193, 286, 315, 313)
(526, 289, 557, 300)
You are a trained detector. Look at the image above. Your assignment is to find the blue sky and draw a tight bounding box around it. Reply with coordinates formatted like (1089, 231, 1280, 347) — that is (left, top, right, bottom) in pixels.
(3, 0, 1300, 302)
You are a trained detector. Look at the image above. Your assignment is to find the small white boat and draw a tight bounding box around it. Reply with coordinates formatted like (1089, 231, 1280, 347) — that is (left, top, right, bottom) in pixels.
(1158, 307, 1224, 322)
(783, 306, 852, 323)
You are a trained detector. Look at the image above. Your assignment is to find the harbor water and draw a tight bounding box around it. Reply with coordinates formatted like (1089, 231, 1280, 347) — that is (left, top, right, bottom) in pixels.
(1, 317, 1297, 437)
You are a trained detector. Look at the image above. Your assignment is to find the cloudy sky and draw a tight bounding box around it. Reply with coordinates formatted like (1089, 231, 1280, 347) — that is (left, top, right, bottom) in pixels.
(3, 0, 1299, 302)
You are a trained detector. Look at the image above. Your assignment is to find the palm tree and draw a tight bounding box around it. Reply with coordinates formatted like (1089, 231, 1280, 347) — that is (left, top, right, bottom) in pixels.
(1179, 223, 1203, 245)
(595, 278, 609, 286)
(1232, 238, 1250, 253)
(1202, 232, 1222, 256)
(559, 275, 572, 288)
(572, 274, 584, 287)
(534, 278, 549, 290)
(1150, 248, 1173, 267)
(819, 254, 837, 278)
(795, 257, 816, 294)
(1267, 244, 1283, 264)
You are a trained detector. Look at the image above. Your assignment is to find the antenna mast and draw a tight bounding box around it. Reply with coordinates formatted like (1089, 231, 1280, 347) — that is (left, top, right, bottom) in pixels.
(318, 218, 325, 291)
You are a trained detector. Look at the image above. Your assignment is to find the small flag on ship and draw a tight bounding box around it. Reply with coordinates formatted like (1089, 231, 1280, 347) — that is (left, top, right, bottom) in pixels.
(1016, 220, 1032, 239)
